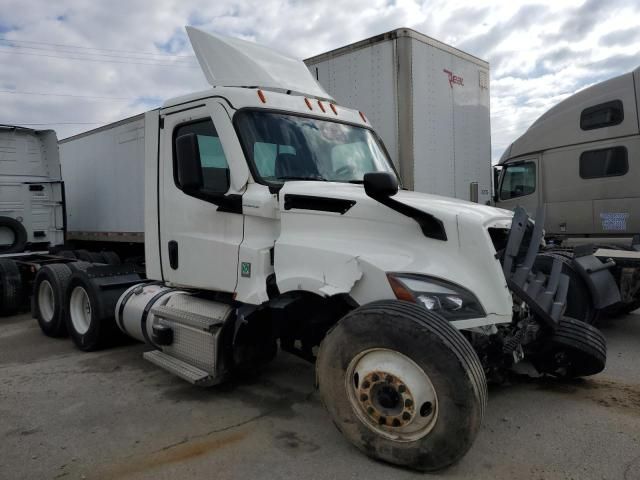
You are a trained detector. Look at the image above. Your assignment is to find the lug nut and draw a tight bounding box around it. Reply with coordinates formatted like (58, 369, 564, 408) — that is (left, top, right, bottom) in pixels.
(378, 416, 386, 425)
(398, 384, 406, 393)
(402, 412, 411, 421)
(367, 406, 375, 415)
(385, 375, 393, 383)
(392, 418, 401, 427)
(404, 399, 413, 408)
(362, 381, 370, 389)
(372, 374, 379, 382)
(360, 394, 368, 402)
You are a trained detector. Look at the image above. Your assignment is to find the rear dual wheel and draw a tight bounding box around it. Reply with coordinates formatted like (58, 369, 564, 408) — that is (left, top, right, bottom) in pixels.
(317, 300, 486, 472)
(33, 263, 72, 337)
(0, 259, 24, 316)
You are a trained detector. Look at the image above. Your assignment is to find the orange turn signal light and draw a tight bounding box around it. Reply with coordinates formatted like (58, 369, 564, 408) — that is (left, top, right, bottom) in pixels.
(330, 103, 338, 115)
(304, 97, 313, 110)
(257, 90, 266, 103)
(386, 275, 415, 302)
(317, 100, 326, 113)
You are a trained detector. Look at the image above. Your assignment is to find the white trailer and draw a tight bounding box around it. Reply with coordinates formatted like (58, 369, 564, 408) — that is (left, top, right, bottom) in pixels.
(0, 125, 64, 253)
(59, 114, 146, 243)
(305, 28, 492, 204)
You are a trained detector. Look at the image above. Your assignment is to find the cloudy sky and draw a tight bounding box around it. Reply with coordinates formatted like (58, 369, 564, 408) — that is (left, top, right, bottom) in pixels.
(1, 0, 639, 161)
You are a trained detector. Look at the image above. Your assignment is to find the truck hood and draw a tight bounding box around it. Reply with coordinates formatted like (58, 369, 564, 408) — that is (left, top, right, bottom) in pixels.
(279, 181, 513, 228)
(274, 181, 515, 325)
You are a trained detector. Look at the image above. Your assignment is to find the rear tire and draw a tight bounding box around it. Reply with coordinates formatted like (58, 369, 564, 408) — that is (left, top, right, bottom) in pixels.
(533, 317, 606, 378)
(316, 300, 486, 472)
(0, 259, 24, 316)
(101, 251, 121, 265)
(65, 271, 117, 351)
(33, 264, 72, 337)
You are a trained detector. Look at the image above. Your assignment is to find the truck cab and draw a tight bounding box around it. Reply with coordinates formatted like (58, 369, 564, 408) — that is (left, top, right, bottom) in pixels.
(495, 66, 640, 241)
(0, 125, 64, 253)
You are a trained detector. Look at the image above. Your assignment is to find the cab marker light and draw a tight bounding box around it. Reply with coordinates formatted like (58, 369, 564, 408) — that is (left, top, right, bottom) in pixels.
(257, 89, 267, 103)
(359, 111, 367, 123)
(304, 97, 313, 110)
(317, 100, 326, 113)
(330, 103, 338, 115)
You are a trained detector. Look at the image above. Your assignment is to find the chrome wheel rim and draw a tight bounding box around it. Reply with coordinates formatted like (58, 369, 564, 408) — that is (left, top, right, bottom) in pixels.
(69, 286, 91, 335)
(345, 348, 438, 442)
(37, 280, 55, 323)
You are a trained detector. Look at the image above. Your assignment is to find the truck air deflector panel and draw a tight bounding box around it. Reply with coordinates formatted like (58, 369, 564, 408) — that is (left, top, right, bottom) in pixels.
(284, 194, 356, 214)
(501, 207, 568, 328)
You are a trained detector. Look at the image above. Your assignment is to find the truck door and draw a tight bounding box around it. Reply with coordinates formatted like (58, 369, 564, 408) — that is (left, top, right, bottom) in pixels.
(159, 103, 245, 292)
(496, 157, 540, 216)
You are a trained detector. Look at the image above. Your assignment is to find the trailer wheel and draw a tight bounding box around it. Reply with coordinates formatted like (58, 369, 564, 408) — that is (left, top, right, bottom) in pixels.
(65, 273, 114, 351)
(0, 217, 28, 254)
(533, 317, 606, 378)
(0, 259, 24, 316)
(535, 252, 595, 324)
(316, 300, 486, 471)
(101, 251, 121, 265)
(57, 250, 76, 259)
(33, 264, 73, 337)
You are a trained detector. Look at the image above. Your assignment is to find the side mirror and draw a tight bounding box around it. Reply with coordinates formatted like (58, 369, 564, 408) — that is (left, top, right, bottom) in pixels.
(492, 166, 502, 203)
(175, 133, 203, 191)
(363, 172, 399, 199)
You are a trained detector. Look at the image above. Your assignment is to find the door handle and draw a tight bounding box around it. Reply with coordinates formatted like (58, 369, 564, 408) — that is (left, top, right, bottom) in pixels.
(168, 241, 179, 269)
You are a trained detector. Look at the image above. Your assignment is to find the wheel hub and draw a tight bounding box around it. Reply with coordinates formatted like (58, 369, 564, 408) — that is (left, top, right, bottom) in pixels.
(358, 371, 415, 427)
(346, 348, 439, 442)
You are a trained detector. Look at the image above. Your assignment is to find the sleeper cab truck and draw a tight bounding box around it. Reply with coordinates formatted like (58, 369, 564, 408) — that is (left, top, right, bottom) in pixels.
(0, 125, 64, 254)
(495, 66, 640, 316)
(1, 27, 618, 471)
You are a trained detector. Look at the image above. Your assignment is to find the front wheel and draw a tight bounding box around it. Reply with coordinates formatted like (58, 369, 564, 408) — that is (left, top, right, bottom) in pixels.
(316, 300, 487, 471)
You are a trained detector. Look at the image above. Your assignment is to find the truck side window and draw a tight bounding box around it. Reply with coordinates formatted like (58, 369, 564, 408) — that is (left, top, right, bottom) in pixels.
(173, 119, 230, 194)
(579, 146, 628, 179)
(580, 100, 623, 130)
(500, 162, 536, 200)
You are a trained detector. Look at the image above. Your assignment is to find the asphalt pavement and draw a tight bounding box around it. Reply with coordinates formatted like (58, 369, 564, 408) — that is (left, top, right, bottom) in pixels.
(1, 311, 639, 480)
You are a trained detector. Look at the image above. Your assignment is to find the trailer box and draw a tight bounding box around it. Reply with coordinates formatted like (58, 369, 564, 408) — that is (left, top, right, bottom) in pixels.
(59, 114, 147, 243)
(305, 28, 492, 204)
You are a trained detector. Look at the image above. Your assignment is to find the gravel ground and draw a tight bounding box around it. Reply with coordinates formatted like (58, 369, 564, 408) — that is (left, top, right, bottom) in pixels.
(1, 311, 639, 480)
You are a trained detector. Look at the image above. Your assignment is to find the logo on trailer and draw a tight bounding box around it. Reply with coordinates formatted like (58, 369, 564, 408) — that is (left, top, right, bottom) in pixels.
(443, 69, 464, 88)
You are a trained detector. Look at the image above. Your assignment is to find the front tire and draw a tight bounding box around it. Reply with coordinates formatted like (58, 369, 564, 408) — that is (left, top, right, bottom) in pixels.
(316, 300, 486, 471)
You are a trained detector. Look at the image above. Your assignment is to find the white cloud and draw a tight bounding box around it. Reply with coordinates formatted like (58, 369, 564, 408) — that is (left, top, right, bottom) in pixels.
(0, 0, 638, 161)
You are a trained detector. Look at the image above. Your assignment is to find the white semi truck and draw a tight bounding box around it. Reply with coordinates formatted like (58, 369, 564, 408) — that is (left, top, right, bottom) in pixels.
(495, 67, 640, 319)
(0, 125, 64, 253)
(0, 28, 618, 470)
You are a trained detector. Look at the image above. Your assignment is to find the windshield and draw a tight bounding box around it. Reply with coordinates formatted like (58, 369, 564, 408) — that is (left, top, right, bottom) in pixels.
(235, 110, 397, 184)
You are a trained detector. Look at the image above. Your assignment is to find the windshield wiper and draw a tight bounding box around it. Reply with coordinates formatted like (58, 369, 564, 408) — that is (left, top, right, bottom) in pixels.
(278, 175, 328, 181)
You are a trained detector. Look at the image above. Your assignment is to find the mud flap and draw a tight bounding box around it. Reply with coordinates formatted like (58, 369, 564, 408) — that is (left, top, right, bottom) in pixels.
(501, 207, 568, 330)
(570, 253, 620, 309)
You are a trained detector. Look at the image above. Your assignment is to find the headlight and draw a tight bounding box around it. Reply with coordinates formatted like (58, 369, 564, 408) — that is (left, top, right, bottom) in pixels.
(387, 273, 485, 320)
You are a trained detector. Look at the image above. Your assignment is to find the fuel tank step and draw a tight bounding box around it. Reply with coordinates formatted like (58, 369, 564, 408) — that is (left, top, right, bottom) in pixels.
(143, 350, 216, 386)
